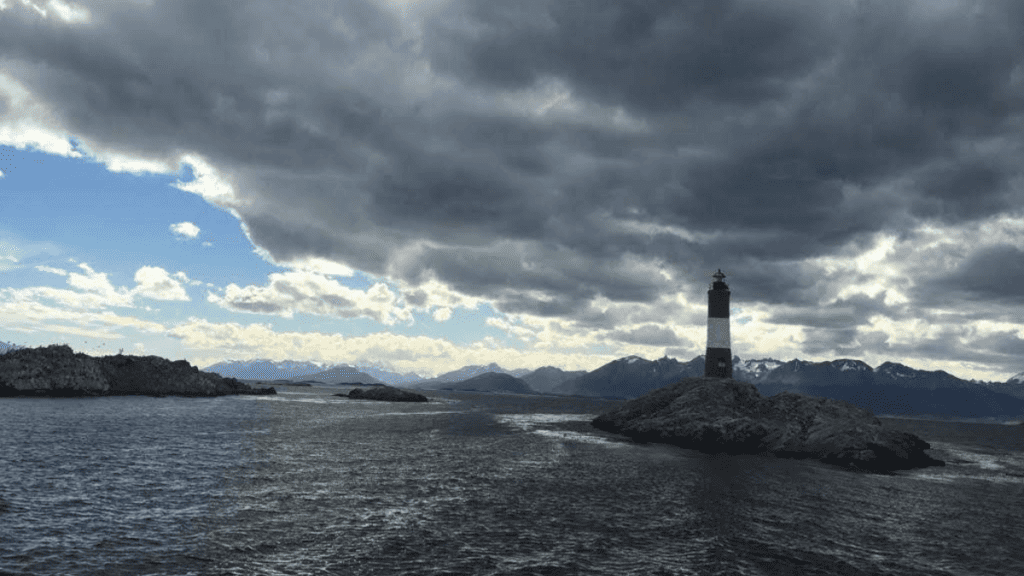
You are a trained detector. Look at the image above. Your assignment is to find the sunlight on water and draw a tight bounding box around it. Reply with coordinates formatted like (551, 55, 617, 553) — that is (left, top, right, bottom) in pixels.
(495, 412, 624, 445)
(2, 394, 1023, 576)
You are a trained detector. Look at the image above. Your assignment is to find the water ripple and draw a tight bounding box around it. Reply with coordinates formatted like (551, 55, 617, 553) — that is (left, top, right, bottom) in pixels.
(2, 394, 1023, 575)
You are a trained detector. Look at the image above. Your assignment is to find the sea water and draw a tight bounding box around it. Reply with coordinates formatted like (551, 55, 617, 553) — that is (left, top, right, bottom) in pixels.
(2, 386, 1023, 576)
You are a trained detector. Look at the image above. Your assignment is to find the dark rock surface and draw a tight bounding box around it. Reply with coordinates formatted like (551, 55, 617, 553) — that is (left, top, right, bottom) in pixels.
(0, 345, 276, 397)
(343, 386, 428, 402)
(592, 377, 945, 473)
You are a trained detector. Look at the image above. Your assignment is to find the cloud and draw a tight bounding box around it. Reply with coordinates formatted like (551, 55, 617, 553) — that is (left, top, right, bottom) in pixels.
(607, 324, 686, 347)
(0, 285, 166, 339)
(132, 266, 190, 301)
(169, 317, 617, 376)
(2, 0, 1024, 379)
(66, 262, 134, 306)
(931, 244, 1024, 304)
(207, 270, 413, 325)
(169, 221, 200, 239)
(34, 264, 67, 275)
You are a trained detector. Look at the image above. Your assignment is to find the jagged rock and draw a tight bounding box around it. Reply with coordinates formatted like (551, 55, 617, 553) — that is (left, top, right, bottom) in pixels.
(0, 345, 276, 397)
(592, 377, 945, 473)
(345, 386, 428, 402)
(0, 345, 110, 396)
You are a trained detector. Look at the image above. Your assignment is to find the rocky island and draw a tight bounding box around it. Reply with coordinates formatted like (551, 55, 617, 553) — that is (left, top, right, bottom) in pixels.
(592, 376, 945, 473)
(0, 344, 276, 397)
(336, 386, 428, 402)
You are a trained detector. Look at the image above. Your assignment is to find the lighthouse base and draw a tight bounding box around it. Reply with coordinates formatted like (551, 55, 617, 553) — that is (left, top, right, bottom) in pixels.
(705, 348, 733, 378)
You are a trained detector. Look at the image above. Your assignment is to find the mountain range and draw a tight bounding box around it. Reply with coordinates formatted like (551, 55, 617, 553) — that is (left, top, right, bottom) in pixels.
(407, 362, 533, 389)
(430, 372, 535, 394)
(4, 339, 1023, 418)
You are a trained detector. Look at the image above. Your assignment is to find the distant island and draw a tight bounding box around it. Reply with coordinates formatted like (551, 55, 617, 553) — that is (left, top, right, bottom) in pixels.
(336, 386, 428, 402)
(593, 376, 945, 473)
(199, 355, 1024, 420)
(0, 344, 276, 398)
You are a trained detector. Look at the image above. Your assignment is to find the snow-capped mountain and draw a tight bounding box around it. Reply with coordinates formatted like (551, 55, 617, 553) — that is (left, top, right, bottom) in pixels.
(555, 355, 704, 398)
(734, 357, 784, 379)
(201, 359, 329, 380)
(872, 362, 970, 389)
(349, 365, 425, 386)
(1008, 371, 1024, 385)
(202, 358, 426, 385)
(874, 362, 920, 380)
(0, 341, 25, 355)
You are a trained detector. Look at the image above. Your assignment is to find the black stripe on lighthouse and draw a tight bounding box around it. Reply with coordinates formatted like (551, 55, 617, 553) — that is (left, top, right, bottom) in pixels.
(705, 269, 732, 378)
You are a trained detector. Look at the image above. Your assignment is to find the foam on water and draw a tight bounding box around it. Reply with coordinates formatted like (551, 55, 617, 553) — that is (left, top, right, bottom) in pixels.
(495, 412, 621, 446)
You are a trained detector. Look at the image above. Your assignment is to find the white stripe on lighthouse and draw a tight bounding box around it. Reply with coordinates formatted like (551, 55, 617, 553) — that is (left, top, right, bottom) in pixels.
(707, 317, 731, 349)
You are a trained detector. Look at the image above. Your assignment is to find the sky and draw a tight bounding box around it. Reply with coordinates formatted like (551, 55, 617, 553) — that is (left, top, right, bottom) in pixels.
(1, 0, 1024, 381)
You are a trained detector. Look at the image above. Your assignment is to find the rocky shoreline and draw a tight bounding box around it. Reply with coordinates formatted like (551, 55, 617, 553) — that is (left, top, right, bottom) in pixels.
(0, 345, 276, 398)
(592, 376, 945, 473)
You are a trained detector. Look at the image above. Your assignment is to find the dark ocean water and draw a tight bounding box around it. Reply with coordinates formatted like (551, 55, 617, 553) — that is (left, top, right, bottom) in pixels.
(2, 386, 1023, 576)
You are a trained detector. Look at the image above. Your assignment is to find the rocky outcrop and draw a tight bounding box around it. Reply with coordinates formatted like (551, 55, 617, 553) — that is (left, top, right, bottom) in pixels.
(0, 344, 110, 396)
(592, 377, 945, 473)
(0, 345, 276, 397)
(341, 386, 428, 402)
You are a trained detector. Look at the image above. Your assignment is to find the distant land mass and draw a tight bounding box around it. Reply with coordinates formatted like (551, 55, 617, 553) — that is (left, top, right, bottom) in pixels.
(287, 365, 387, 386)
(556, 355, 1024, 419)
(0, 344, 274, 397)
(521, 366, 587, 393)
(0, 341, 26, 355)
(5, 339, 1023, 419)
(201, 359, 329, 381)
(432, 372, 534, 394)
(409, 362, 531, 389)
(555, 355, 704, 398)
(201, 359, 421, 385)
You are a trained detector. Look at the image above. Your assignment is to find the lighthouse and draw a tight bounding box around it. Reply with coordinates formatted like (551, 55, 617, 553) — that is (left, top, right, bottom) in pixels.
(705, 269, 732, 378)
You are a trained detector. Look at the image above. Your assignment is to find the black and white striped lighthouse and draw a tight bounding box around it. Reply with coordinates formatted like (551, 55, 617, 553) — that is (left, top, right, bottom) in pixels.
(705, 269, 732, 378)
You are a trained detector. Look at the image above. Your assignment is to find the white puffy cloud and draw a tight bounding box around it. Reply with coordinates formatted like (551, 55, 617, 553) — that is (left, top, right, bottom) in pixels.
(173, 154, 242, 209)
(66, 263, 133, 306)
(169, 221, 200, 239)
(132, 266, 190, 301)
(207, 270, 413, 325)
(0, 287, 166, 340)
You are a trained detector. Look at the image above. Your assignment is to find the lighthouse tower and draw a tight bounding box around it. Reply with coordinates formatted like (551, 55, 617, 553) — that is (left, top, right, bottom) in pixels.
(705, 269, 732, 378)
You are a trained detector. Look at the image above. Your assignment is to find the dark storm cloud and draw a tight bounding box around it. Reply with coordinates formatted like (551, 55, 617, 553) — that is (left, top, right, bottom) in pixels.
(767, 292, 895, 329)
(4, 0, 1024, 341)
(425, 0, 836, 111)
(931, 245, 1024, 304)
